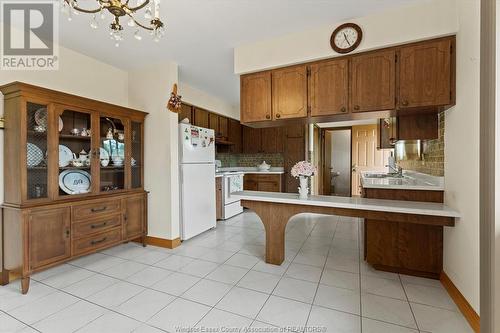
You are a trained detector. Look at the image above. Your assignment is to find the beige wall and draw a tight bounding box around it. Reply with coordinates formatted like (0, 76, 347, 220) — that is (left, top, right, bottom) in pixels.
(234, 0, 479, 312)
(443, 0, 480, 312)
(179, 83, 239, 120)
(234, 0, 458, 74)
(128, 62, 181, 240)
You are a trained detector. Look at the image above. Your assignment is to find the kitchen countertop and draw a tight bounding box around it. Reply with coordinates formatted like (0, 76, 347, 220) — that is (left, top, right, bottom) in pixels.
(216, 167, 285, 177)
(232, 191, 460, 218)
(361, 170, 444, 191)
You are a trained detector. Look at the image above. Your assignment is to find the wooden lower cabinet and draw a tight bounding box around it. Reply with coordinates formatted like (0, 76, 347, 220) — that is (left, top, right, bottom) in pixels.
(216, 177, 223, 220)
(244, 174, 283, 192)
(1, 192, 148, 294)
(29, 208, 71, 270)
(362, 187, 444, 279)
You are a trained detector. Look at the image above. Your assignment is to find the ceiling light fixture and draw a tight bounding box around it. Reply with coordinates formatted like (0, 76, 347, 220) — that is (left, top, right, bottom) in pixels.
(60, 0, 165, 46)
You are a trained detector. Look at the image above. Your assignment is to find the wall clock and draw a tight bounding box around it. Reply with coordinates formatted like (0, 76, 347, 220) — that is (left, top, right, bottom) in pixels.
(330, 23, 363, 54)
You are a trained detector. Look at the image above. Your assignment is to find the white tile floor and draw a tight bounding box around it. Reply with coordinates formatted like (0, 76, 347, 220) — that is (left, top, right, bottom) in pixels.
(0, 211, 473, 333)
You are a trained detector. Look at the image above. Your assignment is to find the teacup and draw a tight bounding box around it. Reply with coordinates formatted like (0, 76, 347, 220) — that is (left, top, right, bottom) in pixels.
(117, 133, 125, 141)
(100, 159, 109, 167)
(71, 159, 83, 167)
(70, 128, 80, 136)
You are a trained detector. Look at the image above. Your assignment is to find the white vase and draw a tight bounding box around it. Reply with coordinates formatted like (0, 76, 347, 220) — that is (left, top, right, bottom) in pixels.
(298, 176, 309, 199)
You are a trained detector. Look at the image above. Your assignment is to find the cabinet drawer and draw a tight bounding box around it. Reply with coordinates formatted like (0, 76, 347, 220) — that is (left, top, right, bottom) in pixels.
(72, 215, 122, 239)
(72, 228, 122, 256)
(72, 200, 121, 221)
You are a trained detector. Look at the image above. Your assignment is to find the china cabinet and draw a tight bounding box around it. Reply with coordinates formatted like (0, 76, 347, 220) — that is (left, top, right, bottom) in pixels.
(0, 82, 148, 294)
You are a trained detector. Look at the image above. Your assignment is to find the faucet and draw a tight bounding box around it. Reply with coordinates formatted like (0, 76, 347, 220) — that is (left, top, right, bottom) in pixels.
(386, 155, 403, 177)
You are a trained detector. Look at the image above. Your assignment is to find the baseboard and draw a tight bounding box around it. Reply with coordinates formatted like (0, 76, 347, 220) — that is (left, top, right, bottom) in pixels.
(440, 271, 480, 333)
(139, 236, 181, 249)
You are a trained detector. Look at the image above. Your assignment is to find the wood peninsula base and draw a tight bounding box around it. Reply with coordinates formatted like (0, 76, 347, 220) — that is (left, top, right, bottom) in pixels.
(238, 192, 457, 268)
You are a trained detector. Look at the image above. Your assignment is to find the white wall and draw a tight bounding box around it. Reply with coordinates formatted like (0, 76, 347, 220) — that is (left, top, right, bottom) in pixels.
(179, 83, 240, 120)
(234, 0, 480, 312)
(443, 0, 480, 313)
(234, 0, 458, 74)
(128, 62, 181, 240)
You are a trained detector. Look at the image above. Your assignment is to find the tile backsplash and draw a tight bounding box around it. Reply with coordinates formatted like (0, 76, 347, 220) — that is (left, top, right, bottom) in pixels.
(396, 112, 445, 177)
(216, 153, 284, 168)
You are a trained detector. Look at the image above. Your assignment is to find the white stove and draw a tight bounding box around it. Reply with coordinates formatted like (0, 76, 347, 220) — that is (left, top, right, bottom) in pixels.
(221, 172, 244, 219)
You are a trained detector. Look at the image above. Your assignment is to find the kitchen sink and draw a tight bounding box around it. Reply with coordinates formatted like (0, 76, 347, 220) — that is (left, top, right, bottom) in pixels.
(363, 173, 404, 179)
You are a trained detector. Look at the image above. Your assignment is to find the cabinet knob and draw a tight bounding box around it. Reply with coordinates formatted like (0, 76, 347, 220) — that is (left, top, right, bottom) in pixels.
(66, 229, 70, 238)
(340, 107, 346, 113)
(354, 105, 360, 111)
(402, 100, 409, 106)
(266, 114, 270, 120)
(276, 114, 281, 119)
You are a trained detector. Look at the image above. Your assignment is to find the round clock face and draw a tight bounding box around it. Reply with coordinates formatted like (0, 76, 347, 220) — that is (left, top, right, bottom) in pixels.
(330, 23, 363, 54)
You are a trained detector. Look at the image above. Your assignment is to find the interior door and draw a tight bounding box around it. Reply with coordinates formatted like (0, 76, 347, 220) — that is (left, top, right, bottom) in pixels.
(351, 125, 392, 196)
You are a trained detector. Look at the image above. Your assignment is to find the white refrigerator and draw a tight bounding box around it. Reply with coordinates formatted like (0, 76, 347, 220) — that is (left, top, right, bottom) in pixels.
(179, 123, 216, 240)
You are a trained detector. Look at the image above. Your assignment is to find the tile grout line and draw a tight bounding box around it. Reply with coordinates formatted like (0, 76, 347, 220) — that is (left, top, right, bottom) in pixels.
(304, 215, 340, 331)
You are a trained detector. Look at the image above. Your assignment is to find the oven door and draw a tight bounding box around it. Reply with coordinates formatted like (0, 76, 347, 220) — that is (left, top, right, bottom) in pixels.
(224, 174, 244, 205)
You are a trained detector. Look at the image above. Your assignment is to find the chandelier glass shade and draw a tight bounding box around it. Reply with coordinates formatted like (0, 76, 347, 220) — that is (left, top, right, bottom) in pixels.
(61, 0, 165, 45)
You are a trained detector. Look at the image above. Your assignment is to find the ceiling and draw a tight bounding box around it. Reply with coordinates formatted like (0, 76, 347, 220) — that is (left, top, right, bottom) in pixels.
(57, 0, 421, 108)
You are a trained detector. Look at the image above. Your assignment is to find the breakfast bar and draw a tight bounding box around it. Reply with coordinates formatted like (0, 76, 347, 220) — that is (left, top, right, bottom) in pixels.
(232, 191, 460, 267)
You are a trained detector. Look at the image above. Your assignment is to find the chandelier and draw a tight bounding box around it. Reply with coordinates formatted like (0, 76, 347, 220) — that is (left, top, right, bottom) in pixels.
(61, 0, 165, 46)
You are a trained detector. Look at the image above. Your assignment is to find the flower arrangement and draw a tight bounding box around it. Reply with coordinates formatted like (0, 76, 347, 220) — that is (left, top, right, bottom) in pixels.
(291, 161, 317, 178)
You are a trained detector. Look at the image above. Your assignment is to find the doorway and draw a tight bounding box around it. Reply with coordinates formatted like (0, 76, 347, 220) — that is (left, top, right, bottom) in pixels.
(321, 128, 352, 197)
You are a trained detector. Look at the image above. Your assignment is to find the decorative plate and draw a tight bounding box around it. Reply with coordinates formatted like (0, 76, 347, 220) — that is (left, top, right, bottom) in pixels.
(59, 145, 73, 167)
(59, 170, 91, 195)
(99, 147, 110, 163)
(27, 143, 44, 167)
(34, 108, 48, 127)
(59, 116, 64, 132)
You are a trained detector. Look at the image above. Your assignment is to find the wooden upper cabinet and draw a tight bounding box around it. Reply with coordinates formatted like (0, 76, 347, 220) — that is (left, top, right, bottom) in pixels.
(228, 119, 242, 153)
(209, 113, 219, 134)
(350, 50, 396, 112)
(272, 66, 308, 120)
(399, 38, 453, 108)
(242, 126, 262, 153)
(261, 128, 279, 153)
(309, 59, 349, 116)
(241, 72, 272, 123)
(178, 103, 193, 123)
(219, 116, 228, 138)
(29, 208, 71, 269)
(194, 107, 209, 128)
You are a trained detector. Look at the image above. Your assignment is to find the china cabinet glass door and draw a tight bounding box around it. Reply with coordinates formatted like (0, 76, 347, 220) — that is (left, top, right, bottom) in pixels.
(99, 116, 126, 192)
(57, 108, 93, 197)
(26, 102, 49, 200)
(131, 121, 143, 189)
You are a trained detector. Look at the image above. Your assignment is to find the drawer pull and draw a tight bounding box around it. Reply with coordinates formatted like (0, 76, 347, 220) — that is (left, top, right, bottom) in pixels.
(91, 237, 107, 245)
(90, 222, 108, 229)
(91, 206, 107, 213)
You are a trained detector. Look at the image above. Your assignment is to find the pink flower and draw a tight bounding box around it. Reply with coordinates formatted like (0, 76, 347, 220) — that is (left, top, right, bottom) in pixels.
(291, 161, 317, 178)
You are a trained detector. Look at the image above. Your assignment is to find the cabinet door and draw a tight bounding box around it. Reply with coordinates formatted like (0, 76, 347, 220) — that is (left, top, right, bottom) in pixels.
(399, 39, 452, 108)
(219, 117, 228, 138)
(98, 116, 127, 193)
(131, 121, 143, 189)
(228, 119, 242, 153)
(309, 59, 349, 116)
(209, 113, 220, 134)
(29, 207, 71, 269)
(351, 50, 396, 113)
(243, 176, 259, 191)
(241, 72, 272, 123)
(124, 195, 145, 239)
(272, 66, 308, 120)
(194, 108, 209, 128)
(261, 128, 278, 153)
(178, 104, 193, 123)
(242, 126, 262, 153)
(216, 177, 223, 220)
